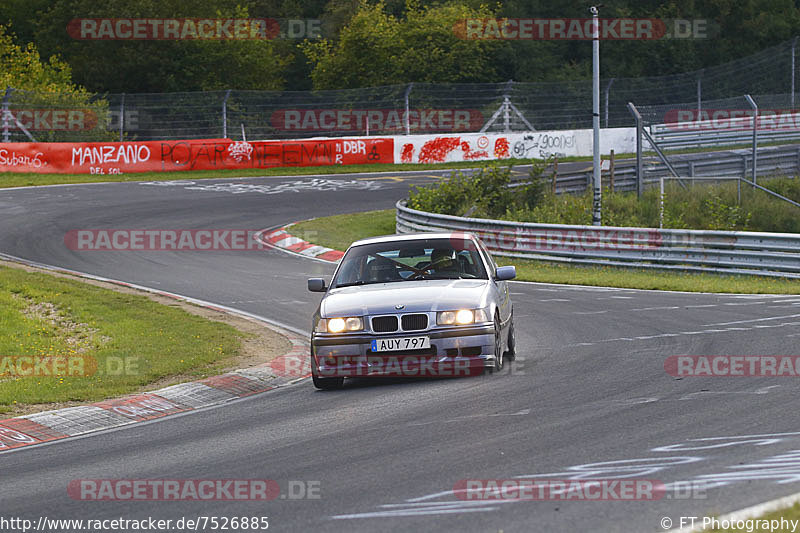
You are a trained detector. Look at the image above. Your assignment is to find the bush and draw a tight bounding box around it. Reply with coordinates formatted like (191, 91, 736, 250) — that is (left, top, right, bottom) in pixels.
(408, 171, 800, 233)
(408, 164, 547, 219)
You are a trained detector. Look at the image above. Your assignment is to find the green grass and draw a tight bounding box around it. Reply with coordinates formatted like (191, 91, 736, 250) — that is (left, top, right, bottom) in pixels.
(0, 265, 247, 413)
(291, 209, 397, 252)
(289, 208, 800, 294)
(0, 159, 536, 189)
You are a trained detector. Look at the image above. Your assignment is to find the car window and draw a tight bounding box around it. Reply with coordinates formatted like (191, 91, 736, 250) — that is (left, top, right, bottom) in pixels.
(333, 238, 487, 287)
(477, 238, 497, 272)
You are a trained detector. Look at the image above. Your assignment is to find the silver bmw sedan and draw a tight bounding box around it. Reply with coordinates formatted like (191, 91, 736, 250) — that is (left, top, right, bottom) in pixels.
(307, 232, 516, 389)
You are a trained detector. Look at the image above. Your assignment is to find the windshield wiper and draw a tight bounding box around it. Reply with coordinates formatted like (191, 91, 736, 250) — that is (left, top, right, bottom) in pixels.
(334, 281, 367, 288)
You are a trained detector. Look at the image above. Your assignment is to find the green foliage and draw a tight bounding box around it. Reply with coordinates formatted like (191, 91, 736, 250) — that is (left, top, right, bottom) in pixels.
(408, 164, 547, 219)
(0, 23, 115, 141)
(301, 0, 502, 89)
(0, 24, 77, 92)
(4, 0, 800, 95)
(411, 174, 800, 233)
(14, 0, 290, 92)
(703, 193, 751, 230)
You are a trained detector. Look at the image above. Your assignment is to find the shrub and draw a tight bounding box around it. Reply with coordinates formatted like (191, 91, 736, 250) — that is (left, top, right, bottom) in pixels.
(408, 164, 547, 218)
(408, 170, 800, 233)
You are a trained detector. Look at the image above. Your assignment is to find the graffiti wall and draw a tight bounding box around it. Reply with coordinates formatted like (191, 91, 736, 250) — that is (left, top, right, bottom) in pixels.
(394, 128, 637, 164)
(0, 127, 637, 174)
(0, 137, 394, 174)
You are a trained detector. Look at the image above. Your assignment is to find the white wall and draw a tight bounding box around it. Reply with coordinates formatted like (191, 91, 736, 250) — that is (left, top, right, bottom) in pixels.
(392, 128, 637, 164)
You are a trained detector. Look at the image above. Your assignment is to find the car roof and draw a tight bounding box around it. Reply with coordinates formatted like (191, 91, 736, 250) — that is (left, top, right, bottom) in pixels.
(349, 232, 477, 248)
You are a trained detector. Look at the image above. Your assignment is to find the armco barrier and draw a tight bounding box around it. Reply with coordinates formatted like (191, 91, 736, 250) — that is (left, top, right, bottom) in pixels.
(515, 145, 800, 195)
(396, 201, 800, 279)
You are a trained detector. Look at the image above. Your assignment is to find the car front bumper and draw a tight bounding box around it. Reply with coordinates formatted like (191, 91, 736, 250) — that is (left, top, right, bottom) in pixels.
(311, 324, 495, 378)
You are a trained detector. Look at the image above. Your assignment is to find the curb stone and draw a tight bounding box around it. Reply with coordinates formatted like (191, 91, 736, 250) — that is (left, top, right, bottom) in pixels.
(260, 224, 344, 263)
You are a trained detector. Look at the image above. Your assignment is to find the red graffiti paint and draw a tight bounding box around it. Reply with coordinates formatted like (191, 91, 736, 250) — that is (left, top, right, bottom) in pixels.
(494, 137, 510, 158)
(401, 143, 415, 163)
(418, 137, 462, 163)
(460, 141, 487, 160)
(463, 149, 489, 160)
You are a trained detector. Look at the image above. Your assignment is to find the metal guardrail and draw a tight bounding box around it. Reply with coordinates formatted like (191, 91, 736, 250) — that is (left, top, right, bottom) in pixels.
(538, 144, 800, 195)
(396, 200, 800, 279)
(650, 122, 800, 150)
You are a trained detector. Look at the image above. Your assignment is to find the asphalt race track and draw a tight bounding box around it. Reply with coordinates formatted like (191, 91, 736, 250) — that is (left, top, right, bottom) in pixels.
(1, 170, 800, 532)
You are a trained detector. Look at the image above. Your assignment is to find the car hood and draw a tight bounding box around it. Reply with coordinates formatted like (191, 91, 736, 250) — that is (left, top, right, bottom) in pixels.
(321, 279, 490, 317)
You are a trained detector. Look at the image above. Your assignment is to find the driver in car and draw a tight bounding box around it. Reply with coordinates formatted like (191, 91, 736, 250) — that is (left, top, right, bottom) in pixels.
(428, 248, 462, 276)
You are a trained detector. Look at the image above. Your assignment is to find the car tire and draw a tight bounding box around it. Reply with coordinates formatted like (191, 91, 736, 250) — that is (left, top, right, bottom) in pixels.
(493, 314, 504, 372)
(504, 319, 516, 361)
(311, 345, 344, 389)
(312, 374, 344, 390)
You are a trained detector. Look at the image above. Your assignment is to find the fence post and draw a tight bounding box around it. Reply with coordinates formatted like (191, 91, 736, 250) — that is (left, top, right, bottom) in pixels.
(737, 177, 741, 205)
(404, 83, 413, 135)
(119, 93, 125, 142)
(745, 94, 758, 184)
(797, 147, 800, 175)
(222, 89, 231, 138)
(604, 78, 615, 128)
(696, 75, 702, 117)
(627, 102, 644, 197)
(553, 156, 558, 194)
(609, 149, 615, 191)
(2, 87, 11, 143)
(504, 80, 513, 132)
(793, 37, 798, 109)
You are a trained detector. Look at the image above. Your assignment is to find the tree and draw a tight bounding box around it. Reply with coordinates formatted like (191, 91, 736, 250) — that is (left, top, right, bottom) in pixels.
(0, 23, 113, 141)
(26, 0, 291, 92)
(0, 24, 80, 92)
(301, 0, 503, 89)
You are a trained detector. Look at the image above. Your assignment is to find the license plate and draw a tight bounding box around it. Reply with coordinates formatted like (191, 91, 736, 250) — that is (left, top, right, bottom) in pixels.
(371, 336, 430, 352)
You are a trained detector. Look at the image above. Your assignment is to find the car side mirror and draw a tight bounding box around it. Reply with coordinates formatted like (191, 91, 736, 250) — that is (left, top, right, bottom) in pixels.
(495, 266, 516, 281)
(308, 278, 327, 292)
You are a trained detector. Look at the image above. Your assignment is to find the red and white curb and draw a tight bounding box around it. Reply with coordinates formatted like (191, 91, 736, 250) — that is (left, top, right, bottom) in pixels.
(259, 224, 344, 263)
(0, 252, 311, 454)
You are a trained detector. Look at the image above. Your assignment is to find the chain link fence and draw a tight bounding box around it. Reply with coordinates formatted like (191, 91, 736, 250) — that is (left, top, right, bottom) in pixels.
(3, 37, 800, 143)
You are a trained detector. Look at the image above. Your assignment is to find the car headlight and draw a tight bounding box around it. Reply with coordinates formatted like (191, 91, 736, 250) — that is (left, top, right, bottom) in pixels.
(317, 317, 363, 333)
(437, 308, 489, 325)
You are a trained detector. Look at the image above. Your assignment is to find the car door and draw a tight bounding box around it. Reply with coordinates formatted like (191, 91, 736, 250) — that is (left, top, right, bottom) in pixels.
(477, 238, 512, 326)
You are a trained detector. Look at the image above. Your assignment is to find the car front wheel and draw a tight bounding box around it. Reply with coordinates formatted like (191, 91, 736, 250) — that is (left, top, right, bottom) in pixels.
(504, 319, 516, 361)
(493, 315, 504, 372)
(311, 346, 344, 389)
(312, 374, 344, 390)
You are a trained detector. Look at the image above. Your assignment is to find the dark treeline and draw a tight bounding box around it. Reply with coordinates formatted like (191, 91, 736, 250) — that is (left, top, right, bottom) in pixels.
(1, 0, 798, 93)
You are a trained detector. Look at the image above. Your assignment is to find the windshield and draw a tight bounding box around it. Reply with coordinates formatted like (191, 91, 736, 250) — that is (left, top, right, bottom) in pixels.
(332, 238, 487, 288)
